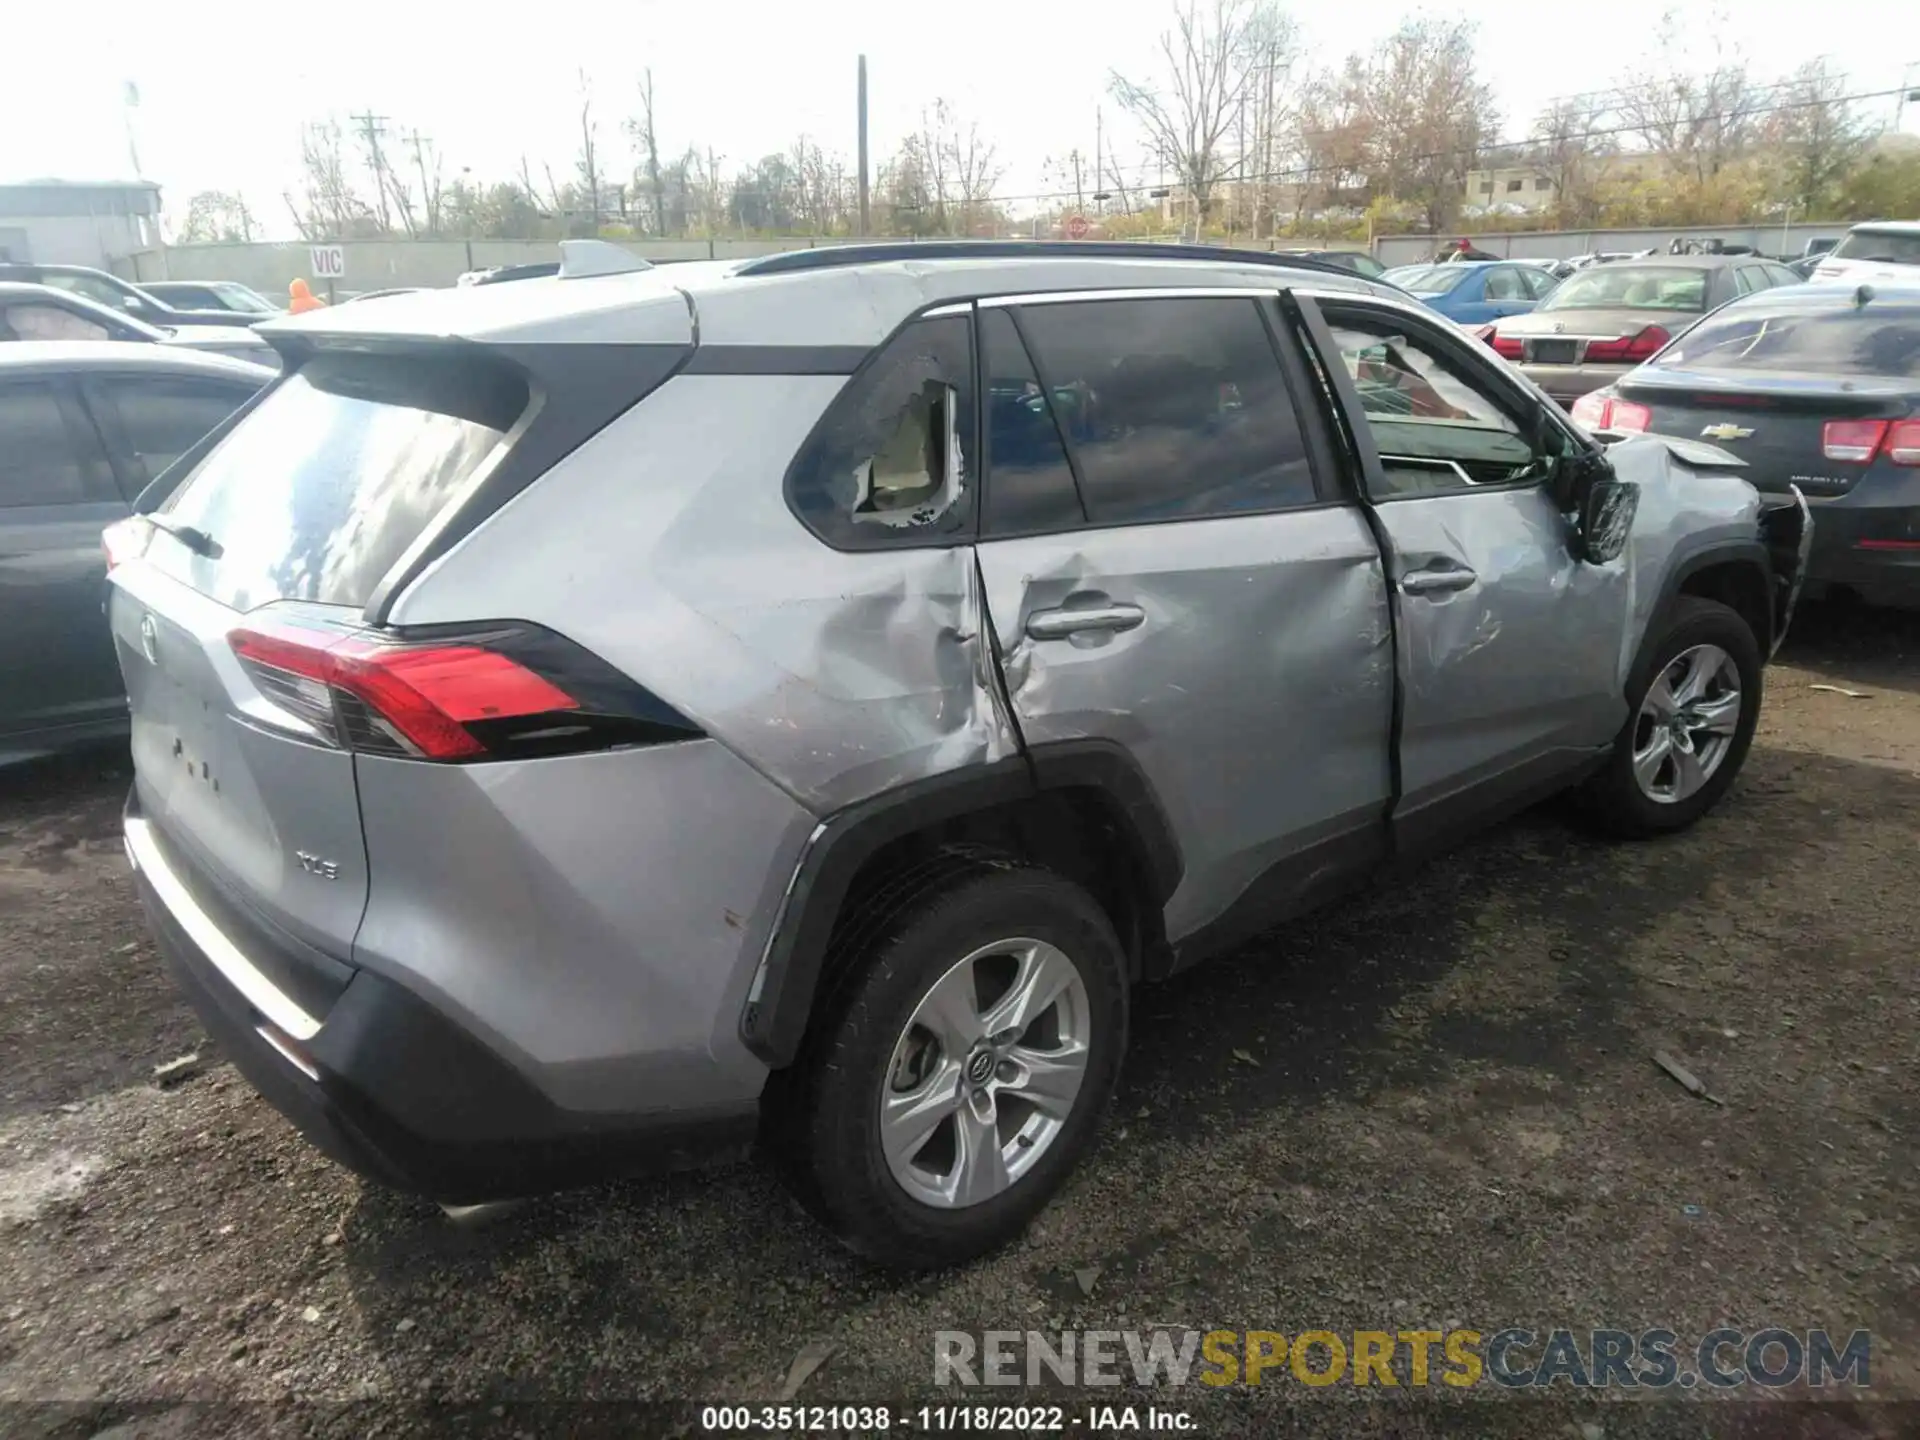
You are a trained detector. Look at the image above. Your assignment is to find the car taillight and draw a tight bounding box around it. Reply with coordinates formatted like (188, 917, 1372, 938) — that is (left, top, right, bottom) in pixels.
(1569, 392, 1649, 433)
(1822, 419, 1890, 463)
(228, 611, 699, 762)
(1885, 419, 1920, 466)
(1582, 325, 1671, 364)
(1474, 325, 1523, 360)
(102, 516, 153, 572)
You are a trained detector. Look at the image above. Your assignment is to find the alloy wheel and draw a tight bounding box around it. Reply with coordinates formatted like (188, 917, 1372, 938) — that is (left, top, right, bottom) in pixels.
(879, 938, 1090, 1209)
(1632, 643, 1743, 804)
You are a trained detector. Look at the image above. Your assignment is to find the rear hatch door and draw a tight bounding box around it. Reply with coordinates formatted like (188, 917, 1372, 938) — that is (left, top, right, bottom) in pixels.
(1616, 367, 1913, 496)
(111, 347, 533, 983)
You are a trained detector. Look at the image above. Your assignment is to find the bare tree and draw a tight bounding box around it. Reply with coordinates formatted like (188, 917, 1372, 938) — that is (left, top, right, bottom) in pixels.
(407, 130, 448, 236)
(1342, 19, 1499, 233)
(177, 190, 256, 244)
(623, 70, 666, 236)
(1109, 0, 1298, 236)
(1529, 94, 1616, 226)
(575, 70, 602, 234)
(289, 119, 377, 239)
(1616, 9, 1761, 188)
(1764, 58, 1878, 211)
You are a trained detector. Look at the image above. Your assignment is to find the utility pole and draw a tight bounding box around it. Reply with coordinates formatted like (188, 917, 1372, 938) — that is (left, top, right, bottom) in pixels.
(406, 129, 437, 236)
(857, 55, 871, 237)
(1070, 149, 1084, 213)
(350, 110, 393, 232)
(1094, 109, 1102, 214)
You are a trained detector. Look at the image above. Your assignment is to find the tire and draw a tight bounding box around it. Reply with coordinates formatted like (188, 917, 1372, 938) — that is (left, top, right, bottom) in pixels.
(776, 858, 1128, 1269)
(1580, 596, 1763, 838)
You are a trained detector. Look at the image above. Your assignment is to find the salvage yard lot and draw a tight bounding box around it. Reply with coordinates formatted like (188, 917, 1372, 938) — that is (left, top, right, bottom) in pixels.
(2, 603, 1917, 1438)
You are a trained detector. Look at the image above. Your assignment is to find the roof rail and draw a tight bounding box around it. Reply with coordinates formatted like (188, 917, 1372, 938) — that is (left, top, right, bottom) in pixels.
(558, 239, 653, 279)
(732, 240, 1364, 280)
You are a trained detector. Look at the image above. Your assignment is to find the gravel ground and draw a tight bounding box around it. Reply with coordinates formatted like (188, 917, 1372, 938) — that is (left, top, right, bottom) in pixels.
(2, 601, 1917, 1440)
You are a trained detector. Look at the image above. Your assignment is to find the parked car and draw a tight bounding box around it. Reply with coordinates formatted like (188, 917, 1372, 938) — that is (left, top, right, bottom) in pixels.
(110, 238, 1804, 1268)
(0, 262, 261, 329)
(1477, 255, 1804, 403)
(0, 343, 269, 764)
(340, 287, 431, 304)
(139, 280, 285, 317)
(1274, 249, 1389, 281)
(1572, 283, 1919, 608)
(1809, 221, 1920, 286)
(1379, 259, 1559, 325)
(0, 283, 279, 368)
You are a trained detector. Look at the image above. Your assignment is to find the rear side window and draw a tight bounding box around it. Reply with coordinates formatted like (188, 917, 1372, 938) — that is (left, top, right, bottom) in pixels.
(2, 303, 110, 342)
(1014, 297, 1315, 524)
(152, 351, 527, 611)
(787, 314, 975, 550)
(1652, 306, 1920, 379)
(92, 376, 255, 492)
(0, 382, 93, 507)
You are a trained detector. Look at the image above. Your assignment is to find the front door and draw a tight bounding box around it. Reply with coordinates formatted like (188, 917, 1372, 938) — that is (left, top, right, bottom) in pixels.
(1301, 297, 1630, 848)
(971, 291, 1395, 950)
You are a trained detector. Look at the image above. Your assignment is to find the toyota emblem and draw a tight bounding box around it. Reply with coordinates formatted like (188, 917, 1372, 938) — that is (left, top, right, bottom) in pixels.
(139, 613, 159, 665)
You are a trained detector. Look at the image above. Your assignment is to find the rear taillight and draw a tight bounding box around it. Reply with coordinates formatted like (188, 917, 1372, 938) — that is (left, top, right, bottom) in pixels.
(1581, 325, 1671, 364)
(1569, 392, 1649, 433)
(1476, 326, 1524, 360)
(1822, 419, 1890, 463)
(1885, 419, 1920, 466)
(229, 611, 697, 762)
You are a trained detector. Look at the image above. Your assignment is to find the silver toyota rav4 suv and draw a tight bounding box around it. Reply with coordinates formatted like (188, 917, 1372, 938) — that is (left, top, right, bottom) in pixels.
(107, 241, 1809, 1268)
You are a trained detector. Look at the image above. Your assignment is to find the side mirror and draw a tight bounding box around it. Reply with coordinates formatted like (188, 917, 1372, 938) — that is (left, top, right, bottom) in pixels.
(1572, 465, 1638, 565)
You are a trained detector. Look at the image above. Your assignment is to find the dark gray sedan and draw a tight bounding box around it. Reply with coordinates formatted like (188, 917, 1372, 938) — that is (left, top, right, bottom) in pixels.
(1479, 255, 1804, 402)
(0, 342, 270, 764)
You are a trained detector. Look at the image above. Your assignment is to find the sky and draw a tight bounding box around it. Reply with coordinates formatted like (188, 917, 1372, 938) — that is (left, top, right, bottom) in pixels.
(3, 0, 1917, 236)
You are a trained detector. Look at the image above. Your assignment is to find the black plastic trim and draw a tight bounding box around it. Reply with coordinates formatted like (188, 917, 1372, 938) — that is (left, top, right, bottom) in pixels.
(740, 742, 1184, 1067)
(733, 241, 1367, 282)
(1644, 537, 1775, 656)
(1392, 745, 1608, 862)
(138, 845, 756, 1203)
(681, 344, 872, 375)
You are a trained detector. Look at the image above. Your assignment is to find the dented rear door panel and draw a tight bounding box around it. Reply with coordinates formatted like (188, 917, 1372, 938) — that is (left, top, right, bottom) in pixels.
(975, 508, 1394, 943)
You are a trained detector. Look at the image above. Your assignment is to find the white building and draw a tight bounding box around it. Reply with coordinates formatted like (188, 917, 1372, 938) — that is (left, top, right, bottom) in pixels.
(0, 180, 162, 267)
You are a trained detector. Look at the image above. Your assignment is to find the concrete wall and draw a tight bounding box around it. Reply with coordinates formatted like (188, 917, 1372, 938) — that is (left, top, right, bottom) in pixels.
(1375, 222, 1854, 268)
(115, 236, 847, 295)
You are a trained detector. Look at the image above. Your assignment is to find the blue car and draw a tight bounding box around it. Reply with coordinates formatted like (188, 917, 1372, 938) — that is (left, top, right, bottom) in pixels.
(1380, 260, 1559, 326)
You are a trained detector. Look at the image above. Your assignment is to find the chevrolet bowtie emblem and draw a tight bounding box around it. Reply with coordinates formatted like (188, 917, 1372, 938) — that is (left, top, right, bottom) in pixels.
(1700, 423, 1754, 441)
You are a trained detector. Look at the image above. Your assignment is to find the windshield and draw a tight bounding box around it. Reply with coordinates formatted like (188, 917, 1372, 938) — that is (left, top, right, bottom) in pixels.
(152, 351, 528, 610)
(1542, 266, 1709, 313)
(1651, 305, 1920, 379)
(212, 283, 281, 314)
(1829, 229, 1920, 265)
(1382, 265, 1464, 296)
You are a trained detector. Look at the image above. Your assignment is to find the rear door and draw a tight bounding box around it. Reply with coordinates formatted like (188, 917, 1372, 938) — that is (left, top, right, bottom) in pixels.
(972, 291, 1395, 947)
(81, 371, 260, 499)
(1300, 295, 1630, 849)
(0, 377, 129, 747)
(108, 348, 530, 962)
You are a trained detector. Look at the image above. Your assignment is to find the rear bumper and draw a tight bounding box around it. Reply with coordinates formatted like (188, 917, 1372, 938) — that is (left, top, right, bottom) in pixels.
(1767, 485, 1920, 606)
(126, 797, 757, 1204)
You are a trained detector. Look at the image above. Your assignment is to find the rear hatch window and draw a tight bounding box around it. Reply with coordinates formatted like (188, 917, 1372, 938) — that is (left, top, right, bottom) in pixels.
(150, 350, 528, 612)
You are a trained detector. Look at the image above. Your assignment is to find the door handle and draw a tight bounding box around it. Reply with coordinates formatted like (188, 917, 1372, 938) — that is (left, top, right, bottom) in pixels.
(1401, 567, 1477, 596)
(1026, 603, 1146, 640)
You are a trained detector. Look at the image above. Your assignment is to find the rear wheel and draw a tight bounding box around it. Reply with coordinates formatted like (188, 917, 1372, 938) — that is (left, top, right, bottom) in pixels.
(779, 860, 1128, 1268)
(1581, 596, 1762, 838)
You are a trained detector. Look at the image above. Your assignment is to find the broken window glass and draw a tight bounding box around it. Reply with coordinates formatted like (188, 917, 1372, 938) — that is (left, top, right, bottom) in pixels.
(787, 313, 975, 550)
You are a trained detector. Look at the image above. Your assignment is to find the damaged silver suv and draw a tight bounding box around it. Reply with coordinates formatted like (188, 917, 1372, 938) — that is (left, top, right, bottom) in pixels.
(107, 241, 1809, 1268)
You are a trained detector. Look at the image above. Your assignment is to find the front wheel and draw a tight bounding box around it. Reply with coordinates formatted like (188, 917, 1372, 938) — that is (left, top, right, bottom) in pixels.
(779, 861, 1128, 1269)
(1580, 596, 1763, 838)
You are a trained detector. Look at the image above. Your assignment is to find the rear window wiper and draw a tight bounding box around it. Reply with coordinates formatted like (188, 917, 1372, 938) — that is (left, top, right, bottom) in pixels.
(146, 513, 223, 560)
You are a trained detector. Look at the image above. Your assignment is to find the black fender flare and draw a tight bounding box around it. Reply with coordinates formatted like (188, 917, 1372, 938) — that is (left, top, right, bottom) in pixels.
(739, 740, 1182, 1068)
(1640, 537, 1774, 670)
